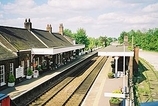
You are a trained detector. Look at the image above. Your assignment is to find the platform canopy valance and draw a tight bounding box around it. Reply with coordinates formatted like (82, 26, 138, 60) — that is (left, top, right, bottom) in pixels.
(31, 44, 85, 55)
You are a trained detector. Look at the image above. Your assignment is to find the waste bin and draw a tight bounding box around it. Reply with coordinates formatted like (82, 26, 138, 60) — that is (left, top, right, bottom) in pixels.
(0, 93, 10, 106)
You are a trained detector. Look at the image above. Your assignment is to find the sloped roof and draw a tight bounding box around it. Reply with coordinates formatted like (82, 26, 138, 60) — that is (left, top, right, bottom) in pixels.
(0, 34, 17, 52)
(98, 45, 134, 56)
(32, 29, 72, 47)
(63, 35, 75, 45)
(99, 45, 130, 52)
(0, 45, 17, 60)
(0, 26, 46, 50)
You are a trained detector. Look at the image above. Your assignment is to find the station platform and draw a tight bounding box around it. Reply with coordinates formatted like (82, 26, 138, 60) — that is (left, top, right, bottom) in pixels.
(1, 54, 128, 106)
(82, 56, 128, 106)
(1, 53, 94, 100)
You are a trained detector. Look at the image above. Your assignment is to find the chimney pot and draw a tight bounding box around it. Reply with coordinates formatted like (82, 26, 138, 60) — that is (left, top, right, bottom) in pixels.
(59, 23, 64, 35)
(24, 18, 32, 30)
(46, 24, 52, 33)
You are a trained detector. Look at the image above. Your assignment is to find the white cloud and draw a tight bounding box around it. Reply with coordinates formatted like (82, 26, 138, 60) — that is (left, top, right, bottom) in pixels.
(0, 0, 158, 38)
(3, 0, 35, 10)
(66, 16, 94, 24)
(143, 3, 158, 12)
(47, 0, 137, 10)
(97, 13, 125, 24)
(47, 0, 104, 10)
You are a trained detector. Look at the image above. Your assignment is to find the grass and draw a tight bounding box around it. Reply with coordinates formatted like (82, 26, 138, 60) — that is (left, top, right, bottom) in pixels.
(134, 58, 158, 104)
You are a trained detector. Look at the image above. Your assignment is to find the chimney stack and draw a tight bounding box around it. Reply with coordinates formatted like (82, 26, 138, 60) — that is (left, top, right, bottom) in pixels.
(59, 23, 64, 35)
(24, 18, 32, 30)
(46, 24, 52, 33)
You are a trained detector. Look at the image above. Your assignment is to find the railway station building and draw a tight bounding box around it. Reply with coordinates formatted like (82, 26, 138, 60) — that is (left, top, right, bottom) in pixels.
(0, 19, 85, 90)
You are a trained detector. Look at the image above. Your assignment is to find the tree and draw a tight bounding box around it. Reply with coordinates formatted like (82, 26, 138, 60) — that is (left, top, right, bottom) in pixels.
(99, 36, 107, 47)
(64, 29, 74, 38)
(74, 28, 89, 48)
(88, 37, 97, 50)
(118, 28, 158, 52)
(106, 37, 113, 46)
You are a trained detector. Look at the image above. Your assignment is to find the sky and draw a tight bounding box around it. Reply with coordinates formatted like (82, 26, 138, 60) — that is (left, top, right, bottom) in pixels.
(0, 0, 158, 38)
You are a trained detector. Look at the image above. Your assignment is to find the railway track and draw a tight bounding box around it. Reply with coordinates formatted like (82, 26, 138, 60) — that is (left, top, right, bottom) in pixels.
(29, 56, 107, 106)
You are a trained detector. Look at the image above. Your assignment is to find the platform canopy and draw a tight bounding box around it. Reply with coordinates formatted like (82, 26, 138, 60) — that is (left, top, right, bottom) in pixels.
(31, 44, 85, 55)
(98, 45, 134, 57)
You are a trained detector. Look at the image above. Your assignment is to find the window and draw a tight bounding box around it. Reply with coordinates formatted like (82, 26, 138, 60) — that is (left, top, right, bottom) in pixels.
(0, 65, 5, 86)
(27, 60, 30, 68)
(10, 63, 14, 75)
(21, 61, 24, 67)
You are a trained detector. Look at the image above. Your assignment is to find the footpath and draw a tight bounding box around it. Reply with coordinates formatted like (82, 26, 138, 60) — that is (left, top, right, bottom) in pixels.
(82, 56, 125, 106)
(1, 53, 94, 99)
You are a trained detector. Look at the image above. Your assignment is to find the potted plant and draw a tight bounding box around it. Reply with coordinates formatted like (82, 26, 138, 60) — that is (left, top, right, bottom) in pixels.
(109, 97, 121, 106)
(36, 65, 42, 71)
(26, 68, 33, 79)
(108, 72, 114, 78)
(109, 90, 122, 106)
(8, 73, 15, 87)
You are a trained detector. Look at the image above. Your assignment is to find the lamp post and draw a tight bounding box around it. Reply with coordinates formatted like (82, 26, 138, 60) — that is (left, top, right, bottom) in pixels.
(123, 43, 126, 92)
(123, 35, 128, 106)
(132, 36, 134, 50)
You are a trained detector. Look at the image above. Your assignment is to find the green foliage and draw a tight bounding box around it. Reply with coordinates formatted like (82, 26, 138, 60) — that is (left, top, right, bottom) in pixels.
(108, 72, 114, 78)
(63, 28, 117, 50)
(74, 28, 90, 48)
(109, 89, 122, 104)
(64, 29, 74, 38)
(88, 37, 98, 50)
(118, 28, 158, 52)
(27, 68, 33, 76)
(98, 36, 107, 47)
(112, 89, 122, 93)
(8, 74, 15, 83)
(36, 65, 42, 71)
(109, 97, 121, 104)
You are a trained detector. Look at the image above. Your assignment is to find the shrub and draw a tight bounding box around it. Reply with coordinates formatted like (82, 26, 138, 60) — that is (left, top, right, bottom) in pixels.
(27, 68, 33, 76)
(112, 89, 122, 94)
(109, 97, 121, 104)
(8, 74, 15, 83)
(108, 72, 114, 78)
(109, 89, 122, 105)
(36, 65, 42, 71)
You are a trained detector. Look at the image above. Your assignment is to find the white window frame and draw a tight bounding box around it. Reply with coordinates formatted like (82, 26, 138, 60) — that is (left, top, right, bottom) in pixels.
(21, 60, 24, 68)
(10, 63, 14, 75)
(0, 65, 6, 86)
(27, 60, 30, 68)
(36, 57, 39, 66)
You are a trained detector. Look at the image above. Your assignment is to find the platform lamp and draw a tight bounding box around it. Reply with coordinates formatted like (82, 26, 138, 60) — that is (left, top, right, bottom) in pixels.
(123, 35, 128, 106)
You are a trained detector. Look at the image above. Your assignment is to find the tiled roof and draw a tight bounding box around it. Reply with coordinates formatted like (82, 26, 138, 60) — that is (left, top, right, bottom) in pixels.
(0, 34, 17, 52)
(63, 36, 74, 45)
(0, 45, 17, 60)
(32, 29, 72, 47)
(0, 26, 46, 50)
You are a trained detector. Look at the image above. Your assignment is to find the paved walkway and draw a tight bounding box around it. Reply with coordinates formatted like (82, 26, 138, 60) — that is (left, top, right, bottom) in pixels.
(82, 56, 127, 106)
(1, 54, 128, 106)
(139, 50, 158, 71)
(1, 53, 95, 99)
